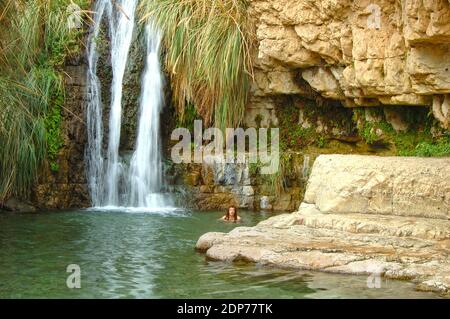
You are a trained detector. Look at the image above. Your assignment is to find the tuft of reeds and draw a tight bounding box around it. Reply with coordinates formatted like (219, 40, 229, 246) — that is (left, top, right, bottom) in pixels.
(0, 0, 88, 202)
(139, 0, 255, 131)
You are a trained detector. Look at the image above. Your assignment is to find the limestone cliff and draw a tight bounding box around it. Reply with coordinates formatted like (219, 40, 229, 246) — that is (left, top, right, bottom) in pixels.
(245, 0, 450, 129)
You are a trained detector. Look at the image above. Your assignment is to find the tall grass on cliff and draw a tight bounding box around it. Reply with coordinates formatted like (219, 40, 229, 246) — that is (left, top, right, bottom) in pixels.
(0, 0, 87, 202)
(139, 0, 254, 130)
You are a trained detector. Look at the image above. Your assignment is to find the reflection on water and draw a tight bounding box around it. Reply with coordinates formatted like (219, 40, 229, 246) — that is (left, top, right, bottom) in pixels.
(0, 210, 441, 298)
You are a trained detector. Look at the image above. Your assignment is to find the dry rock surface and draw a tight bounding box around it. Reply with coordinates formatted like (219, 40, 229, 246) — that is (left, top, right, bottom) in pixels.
(196, 155, 450, 296)
(245, 0, 450, 128)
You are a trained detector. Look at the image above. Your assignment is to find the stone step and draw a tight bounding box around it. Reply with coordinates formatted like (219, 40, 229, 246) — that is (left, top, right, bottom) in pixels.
(259, 203, 450, 241)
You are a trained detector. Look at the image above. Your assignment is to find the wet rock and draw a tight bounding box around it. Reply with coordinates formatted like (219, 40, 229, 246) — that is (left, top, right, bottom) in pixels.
(2, 198, 37, 213)
(31, 50, 90, 209)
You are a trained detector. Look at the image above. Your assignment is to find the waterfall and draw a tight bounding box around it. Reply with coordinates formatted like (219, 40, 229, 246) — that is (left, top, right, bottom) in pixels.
(86, 0, 110, 207)
(127, 23, 166, 208)
(86, 0, 172, 210)
(104, 0, 138, 206)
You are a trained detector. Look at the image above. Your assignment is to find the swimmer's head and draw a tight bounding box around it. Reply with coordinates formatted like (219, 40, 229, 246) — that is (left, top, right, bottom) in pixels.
(226, 205, 238, 221)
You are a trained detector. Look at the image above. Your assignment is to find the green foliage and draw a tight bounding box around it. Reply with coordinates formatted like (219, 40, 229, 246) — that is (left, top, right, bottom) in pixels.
(176, 102, 200, 132)
(400, 136, 450, 157)
(360, 121, 379, 144)
(276, 100, 320, 150)
(266, 152, 291, 195)
(316, 136, 327, 148)
(354, 107, 450, 157)
(139, 0, 254, 130)
(44, 94, 64, 172)
(0, 0, 88, 200)
(250, 153, 291, 196)
(248, 160, 260, 177)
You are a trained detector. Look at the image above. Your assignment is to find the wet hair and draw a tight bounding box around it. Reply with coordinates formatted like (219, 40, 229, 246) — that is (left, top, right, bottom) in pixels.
(224, 205, 238, 222)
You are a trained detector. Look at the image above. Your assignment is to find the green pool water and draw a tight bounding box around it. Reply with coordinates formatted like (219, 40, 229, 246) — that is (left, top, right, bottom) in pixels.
(0, 209, 441, 299)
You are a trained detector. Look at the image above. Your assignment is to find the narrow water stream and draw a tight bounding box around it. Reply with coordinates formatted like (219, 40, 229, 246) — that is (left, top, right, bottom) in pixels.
(0, 210, 440, 299)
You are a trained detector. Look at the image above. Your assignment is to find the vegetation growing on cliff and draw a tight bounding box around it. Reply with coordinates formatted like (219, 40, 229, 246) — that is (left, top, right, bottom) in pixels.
(0, 0, 87, 201)
(140, 0, 254, 131)
(276, 97, 355, 151)
(354, 107, 450, 157)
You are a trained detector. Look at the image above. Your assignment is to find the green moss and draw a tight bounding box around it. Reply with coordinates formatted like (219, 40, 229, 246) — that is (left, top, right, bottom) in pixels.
(44, 93, 64, 172)
(275, 97, 351, 151)
(360, 121, 380, 144)
(254, 152, 292, 195)
(276, 99, 314, 149)
(316, 136, 327, 148)
(354, 107, 450, 157)
(248, 160, 260, 177)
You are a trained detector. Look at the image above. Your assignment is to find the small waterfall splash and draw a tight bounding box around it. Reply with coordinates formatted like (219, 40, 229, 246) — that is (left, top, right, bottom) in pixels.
(85, 0, 173, 211)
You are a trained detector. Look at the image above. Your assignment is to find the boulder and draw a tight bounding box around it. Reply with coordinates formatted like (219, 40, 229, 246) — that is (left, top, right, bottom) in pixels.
(304, 155, 450, 219)
(196, 154, 450, 296)
(1, 198, 37, 213)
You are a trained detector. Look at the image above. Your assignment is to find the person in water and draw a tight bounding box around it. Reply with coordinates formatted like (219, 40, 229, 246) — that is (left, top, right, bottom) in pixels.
(221, 205, 241, 222)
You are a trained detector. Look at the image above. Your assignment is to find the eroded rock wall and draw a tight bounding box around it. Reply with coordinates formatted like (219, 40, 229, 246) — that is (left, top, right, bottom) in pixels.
(32, 58, 90, 209)
(166, 153, 312, 211)
(245, 0, 450, 129)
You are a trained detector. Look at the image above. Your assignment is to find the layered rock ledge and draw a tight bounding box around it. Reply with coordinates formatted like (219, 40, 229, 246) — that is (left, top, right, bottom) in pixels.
(245, 0, 450, 129)
(196, 155, 450, 296)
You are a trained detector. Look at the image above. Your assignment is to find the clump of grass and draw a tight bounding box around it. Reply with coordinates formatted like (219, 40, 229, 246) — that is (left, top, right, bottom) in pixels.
(139, 0, 255, 131)
(0, 0, 88, 201)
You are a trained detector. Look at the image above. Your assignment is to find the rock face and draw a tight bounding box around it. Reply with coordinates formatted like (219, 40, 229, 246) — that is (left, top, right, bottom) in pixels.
(245, 0, 450, 129)
(31, 58, 90, 209)
(1, 198, 37, 213)
(305, 155, 450, 219)
(167, 153, 310, 211)
(196, 155, 450, 296)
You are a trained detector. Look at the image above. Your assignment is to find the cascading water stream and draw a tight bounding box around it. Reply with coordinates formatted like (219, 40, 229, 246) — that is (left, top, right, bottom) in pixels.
(127, 24, 166, 208)
(85, 0, 173, 210)
(85, 0, 111, 207)
(104, 0, 138, 206)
